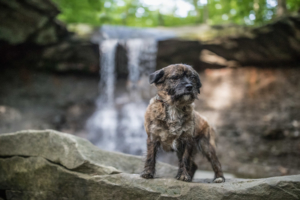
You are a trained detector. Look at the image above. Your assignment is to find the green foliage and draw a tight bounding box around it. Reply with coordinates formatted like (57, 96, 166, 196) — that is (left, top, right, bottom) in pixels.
(52, 0, 300, 27)
(52, 0, 104, 25)
(287, 0, 300, 12)
(206, 0, 273, 25)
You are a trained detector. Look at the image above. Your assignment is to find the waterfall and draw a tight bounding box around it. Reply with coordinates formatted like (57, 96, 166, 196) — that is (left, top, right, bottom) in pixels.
(87, 40, 118, 150)
(127, 39, 142, 87)
(87, 38, 157, 155)
(98, 40, 118, 105)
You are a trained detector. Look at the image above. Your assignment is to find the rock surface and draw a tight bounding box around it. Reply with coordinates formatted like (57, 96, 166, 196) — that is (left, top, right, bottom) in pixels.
(0, 130, 300, 199)
(0, 0, 67, 45)
(0, 130, 177, 177)
(0, 0, 99, 74)
(201, 15, 300, 67)
(156, 39, 203, 71)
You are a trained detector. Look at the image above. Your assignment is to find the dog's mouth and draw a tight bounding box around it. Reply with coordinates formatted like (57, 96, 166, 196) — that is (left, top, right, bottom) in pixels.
(172, 91, 194, 102)
(183, 94, 191, 101)
(181, 91, 194, 97)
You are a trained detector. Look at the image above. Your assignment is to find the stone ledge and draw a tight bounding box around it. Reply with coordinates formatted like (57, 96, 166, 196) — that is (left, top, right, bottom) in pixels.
(0, 130, 299, 200)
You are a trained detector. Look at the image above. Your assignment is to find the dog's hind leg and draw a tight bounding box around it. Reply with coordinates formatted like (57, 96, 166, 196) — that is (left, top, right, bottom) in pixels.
(188, 161, 198, 179)
(176, 157, 197, 180)
(141, 137, 160, 179)
(198, 136, 225, 183)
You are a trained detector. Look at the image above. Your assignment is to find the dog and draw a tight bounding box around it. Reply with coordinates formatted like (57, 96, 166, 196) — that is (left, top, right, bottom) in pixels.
(141, 64, 225, 183)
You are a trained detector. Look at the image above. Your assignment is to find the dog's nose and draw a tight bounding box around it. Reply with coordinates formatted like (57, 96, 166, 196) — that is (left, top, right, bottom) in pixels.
(185, 84, 193, 91)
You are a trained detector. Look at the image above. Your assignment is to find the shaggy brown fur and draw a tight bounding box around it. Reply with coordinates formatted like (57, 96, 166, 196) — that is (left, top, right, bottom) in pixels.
(141, 64, 225, 183)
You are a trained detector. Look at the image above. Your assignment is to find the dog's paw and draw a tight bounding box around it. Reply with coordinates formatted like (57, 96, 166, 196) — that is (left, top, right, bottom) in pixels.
(175, 172, 182, 180)
(178, 173, 192, 182)
(140, 171, 154, 179)
(213, 176, 225, 183)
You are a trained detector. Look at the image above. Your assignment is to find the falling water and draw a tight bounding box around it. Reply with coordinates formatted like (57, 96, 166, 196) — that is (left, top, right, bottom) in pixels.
(127, 39, 142, 85)
(98, 40, 118, 105)
(87, 38, 157, 155)
(87, 40, 118, 150)
(117, 39, 157, 154)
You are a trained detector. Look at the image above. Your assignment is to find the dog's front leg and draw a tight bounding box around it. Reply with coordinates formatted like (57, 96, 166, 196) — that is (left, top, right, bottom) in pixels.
(175, 147, 184, 180)
(141, 137, 159, 179)
(176, 142, 193, 182)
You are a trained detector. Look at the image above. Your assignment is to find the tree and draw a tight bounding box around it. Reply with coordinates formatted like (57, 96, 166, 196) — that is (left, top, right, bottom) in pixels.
(192, 0, 202, 23)
(277, 0, 287, 17)
(203, 0, 209, 24)
(52, 0, 299, 27)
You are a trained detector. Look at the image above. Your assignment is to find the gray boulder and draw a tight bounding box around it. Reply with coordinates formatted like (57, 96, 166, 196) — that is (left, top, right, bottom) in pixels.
(0, 130, 177, 176)
(0, 0, 67, 45)
(201, 15, 300, 67)
(0, 130, 299, 200)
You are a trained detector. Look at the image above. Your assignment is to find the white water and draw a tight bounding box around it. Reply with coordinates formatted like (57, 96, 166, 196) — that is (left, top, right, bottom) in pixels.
(87, 38, 157, 155)
(87, 40, 118, 150)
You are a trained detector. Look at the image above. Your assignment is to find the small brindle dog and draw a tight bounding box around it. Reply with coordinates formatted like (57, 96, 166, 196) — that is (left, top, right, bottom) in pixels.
(141, 64, 225, 183)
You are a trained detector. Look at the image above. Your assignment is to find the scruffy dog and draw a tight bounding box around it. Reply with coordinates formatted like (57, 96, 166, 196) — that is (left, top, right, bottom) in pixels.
(141, 64, 225, 183)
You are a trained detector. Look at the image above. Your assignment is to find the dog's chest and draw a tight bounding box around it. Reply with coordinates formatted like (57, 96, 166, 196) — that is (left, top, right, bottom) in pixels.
(150, 104, 194, 151)
(166, 106, 186, 135)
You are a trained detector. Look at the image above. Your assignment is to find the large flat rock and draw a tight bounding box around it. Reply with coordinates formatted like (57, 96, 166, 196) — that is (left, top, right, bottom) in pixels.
(0, 130, 177, 177)
(0, 130, 299, 199)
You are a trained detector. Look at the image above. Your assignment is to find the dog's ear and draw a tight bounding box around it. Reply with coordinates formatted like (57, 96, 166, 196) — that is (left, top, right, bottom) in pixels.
(195, 74, 202, 93)
(149, 70, 164, 84)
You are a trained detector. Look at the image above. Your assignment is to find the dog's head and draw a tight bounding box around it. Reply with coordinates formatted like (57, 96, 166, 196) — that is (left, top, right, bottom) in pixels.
(149, 64, 202, 106)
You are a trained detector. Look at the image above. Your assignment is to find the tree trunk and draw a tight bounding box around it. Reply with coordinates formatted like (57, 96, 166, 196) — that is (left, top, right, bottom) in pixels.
(203, 0, 209, 24)
(158, 11, 164, 26)
(192, 0, 201, 23)
(253, 0, 259, 22)
(277, 0, 287, 17)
